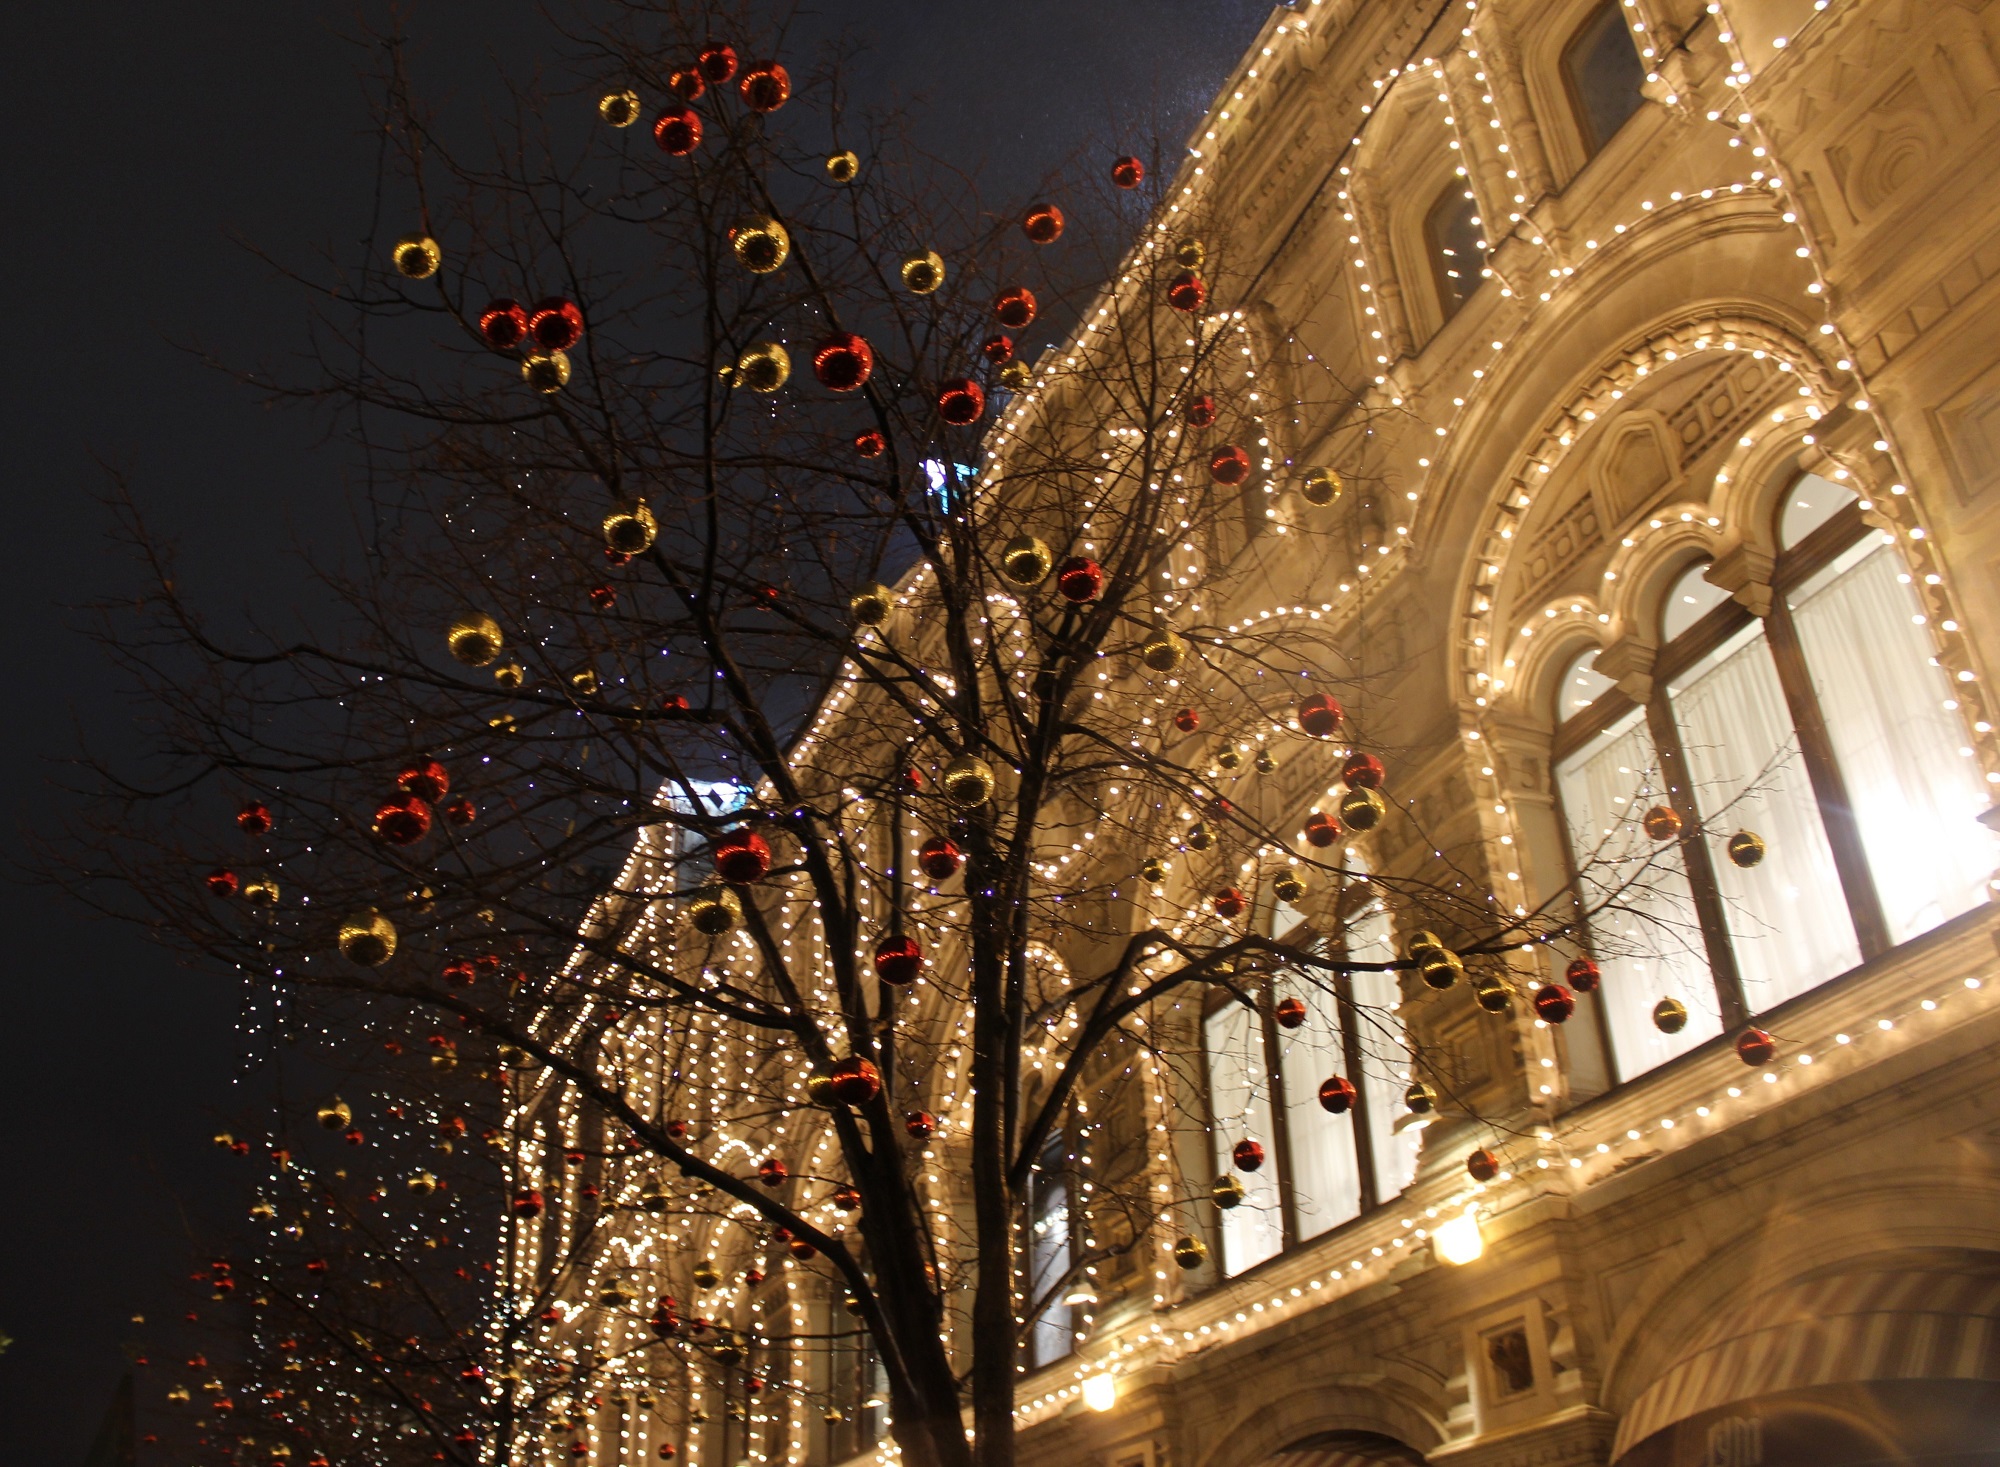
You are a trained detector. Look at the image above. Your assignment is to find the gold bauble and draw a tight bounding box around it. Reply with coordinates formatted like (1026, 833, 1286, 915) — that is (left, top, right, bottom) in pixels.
(392, 233, 441, 280)
(1216, 746, 1241, 771)
(1653, 996, 1688, 1034)
(729, 214, 791, 274)
(826, 150, 860, 184)
(1185, 822, 1212, 852)
(639, 1176, 670, 1211)
(603, 501, 658, 555)
(1473, 976, 1511, 1014)
(316, 1099, 351, 1130)
(735, 341, 791, 393)
(849, 583, 894, 627)
(407, 1171, 438, 1195)
(598, 1277, 633, 1306)
(570, 668, 599, 697)
(1642, 804, 1683, 841)
(523, 350, 571, 393)
(899, 250, 946, 294)
(998, 359, 1032, 390)
(1140, 856, 1169, 884)
(599, 89, 641, 127)
(448, 612, 504, 667)
(692, 1260, 721, 1289)
(1173, 1235, 1209, 1270)
(1419, 949, 1464, 990)
(806, 1073, 836, 1108)
(1210, 1173, 1245, 1209)
(1404, 1081, 1436, 1115)
(242, 877, 279, 906)
(1255, 750, 1277, 774)
(337, 910, 397, 967)
(1140, 630, 1188, 673)
(1000, 535, 1053, 587)
(688, 886, 741, 936)
(493, 661, 525, 690)
(1406, 930, 1444, 961)
(1299, 466, 1343, 507)
(1726, 830, 1766, 868)
(942, 756, 996, 806)
(1174, 237, 1206, 269)
(1338, 784, 1387, 832)
(1273, 872, 1304, 904)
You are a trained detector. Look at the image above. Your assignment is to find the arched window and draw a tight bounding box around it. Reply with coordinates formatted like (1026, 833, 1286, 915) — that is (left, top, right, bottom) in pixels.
(1562, 0, 1648, 158)
(1551, 474, 1996, 1084)
(1024, 1129, 1075, 1366)
(1425, 182, 1487, 322)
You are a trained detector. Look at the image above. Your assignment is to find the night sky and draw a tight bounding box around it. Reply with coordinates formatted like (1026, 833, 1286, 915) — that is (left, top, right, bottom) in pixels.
(0, 3, 1271, 1459)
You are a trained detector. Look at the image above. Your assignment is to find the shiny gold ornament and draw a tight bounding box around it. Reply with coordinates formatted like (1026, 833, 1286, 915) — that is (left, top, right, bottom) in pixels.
(824, 1408, 847, 1424)
(1185, 822, 1212, 852)
(998, 359, 1032, 390)
(735, 341, 791, 393)
(1215, 746, 1241, 771)
(599, 89, 641, 127)
(522, 351, 571, 393)
(407, 1171, 438, 1195)
(826, 150, 860, 184)
(249, 1200, 276, 1220)
(1140, 856, 1169, 884)
(242, 877, 279, 906)
(842, 1293, 864, 1316)
(1726, 830, 1766, 868)
(1000, 535, 1053, 587)
(488, 714, 517, 735)
(849, 583, 894, 627)
(692, 1259, 721, 1289)
(806, 1073, 836, 1108)
(1404, 1081, 1436, 1115)
(1653, 996, 1688, 1034)
(1273, 871, 1305, 904)
(1299, 466, 1343, 507)
(1174, 237, 1206, 269)
(1255, 750, 1277, 774)
(493, 661, 524, 690)
(729, 214, 790, 274)
(603, 501, 658, 555)
(337, 910, 397, 967)
(1642, 804, 1683, 841)
(1140, 630, 1188, 673)
(1473, 976, 1511, 1014)
(1338, 784, 1387, 832)
(640, 1176, 670, 1211)
(570, 668, 599, 697)
(392, 233, 441, 280)
(687, 886, 741, 936)
(899, 250, 946, 294)
(316, 1099, 351, 1130)
(1405, 930, 1463, 990)
(598, 1276, 633, 1306)
(1210, 1173, 1244, 1209)
(1174, 1234, 1209, 1269)
(942, 756, 996, 806)
(447, 612, 504, 666)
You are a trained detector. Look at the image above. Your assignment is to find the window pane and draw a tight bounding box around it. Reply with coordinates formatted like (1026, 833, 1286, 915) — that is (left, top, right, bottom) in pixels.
(1790, 538, 1999, 943)
(1204, 1003, 1282, 1274)
(1027, 1158, 1071, 1366)
(1344, 895, 1422, 1201)
(1563, 1, 1647, 156)
(1661, 562, 1733, 641)
(1668, 621, 1861, 1008)
(1426, 185, 1487, 320)
(1556, 705, 1722, 1078)
(1275, 974, 1361, 1241)
(1556, 647, 1616, 724)
(1779, 471, 1859, 549)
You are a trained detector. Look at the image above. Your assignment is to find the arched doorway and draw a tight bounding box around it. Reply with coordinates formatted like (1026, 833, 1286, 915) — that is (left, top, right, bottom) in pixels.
(1261, 1432, 1426, 1467)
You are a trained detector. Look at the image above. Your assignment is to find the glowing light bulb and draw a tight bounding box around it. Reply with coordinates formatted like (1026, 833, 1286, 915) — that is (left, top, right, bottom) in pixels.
(1434, 1208, 1484, 1265)
(1082, 1374, 1118, 1412)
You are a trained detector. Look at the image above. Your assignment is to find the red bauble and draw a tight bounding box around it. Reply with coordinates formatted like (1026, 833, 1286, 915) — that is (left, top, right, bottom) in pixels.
(343, 1126, 364, 1145)
(993, 286, 1038, 330)
(1564, 956, 1601, 994)
(714, 830, 772, 884)
(1317, 1075, 1356, 1114)
(443, 958, 477, 986)
(399, 758, 450, 802)
(478, 299, 528, 351)
(831, 1184, 861, 1210)
(900, 767, 925, 793)
(668, 67, 705, 101)
(665, 1118, 688, 1141)
(1304, 810, 1342, 848)
(1167, 271, 1207, 314)
(1184, 394, 1217, 428)
(1173, 708, 1201, 732)
(905, 1110, 936, 1140)
(813, 333, 874, 392)
(511, 1189, 545, 1217)
(739, 61, 790, 112)
(236, 801, 272, 835)
(756, 1156, 788, 1187)
(937, 378, 986, 425)
(606, 548, 632, 566)
(697, 43, 738, 83)
(1274, 996, 1307, 1029)
(373, 793, 433, 846)
(528, 297, 583, 352)
(1022, 203, 1065, 244)
(658, 1446, 678, 1461)
(653, 107, 702, 155)
(660, 694, 691, 712)
(204, 869, 238, 900)
(1212, 887, 1247, 920)
(828, 1055, 882, 1106)
(1111, 155, 1144, 189)
(1297, 693, 1344, 739)
(1341, 752, 1385, 789)
(1231, 1138, 1265, 1172)
(1056, 556, 1103, 602)
(442, 797, 476, 827)
(1532, 984, 1576, 1024)
(1466, 1148, 1499, 1183)
(1735, 1027, 1776, 1066)
(788, 1238, 817, 1260)
(1209, 444, 1251, 485)
(855, 429, 887, 458)
(981, 333, 1015, 365)
(917, 836, 963, 881)
(874, 933, 925, 985)
(588, 585, 617, 610)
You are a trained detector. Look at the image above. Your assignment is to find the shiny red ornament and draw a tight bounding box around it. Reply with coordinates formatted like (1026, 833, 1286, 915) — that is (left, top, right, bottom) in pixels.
(1735, 1027, 1776, 1066)
(905, 1110, 936, 1140)
(1172, 708, 1201, 732)
(1317, 1075, 1356, 1113)
(831, 1184, 861, 1210)
(900, 767, 925, 793)
(653, 107, 702, 155)
(443, 958, 477, 986)
(1341, 752, 1385, 789)
(373, 793, 433, 846)
(740, 61, 790, 112)
(343, 1126, 364, 1145)
(855, 429, 887, 458)
(1056, 556, 1103, 603)
(812, 333, 874, 392)
(1274, 996, 1307, 1029)
(660, 693, 691, 712)
(478, 299, 528, 351)
(938, 378, 986, 425)
(1022, 203, 1065, 244)
(1184, 393, 1217, 428)
(1111, 155, 1144, 189)
(1532, 984, 1576, 1024)
(1564, 956, 1601, 993)
(828, 1055, 882, 1106)
(714, 829, 771, 884)
(605, 548, 632, 566)
(529, 297, 584, 352)
(511, 1189, 545, 1217)
(874, 933, 925, 985)
(442, 797, 476, 827)
(1466, 1148, 1499, 1183)
(981, 333, 1016, 366)
(1209, 444, 1251, 485)
(1212, 887, 1247, 920)
(917, 836, 963, 881)
(658, 1447, 678, 1461)
(665, 1118, 688, 1141)
(1304, 810, 1342, 848)
(236, 800, 272, 835)
(697, 43, 738, 83)
(1297, 693, 1344, 738)
(399, 758, 450, 801)
(1231, 1138, 1265, 1172)
(756, 1156, 788, 1187)
(1167, 271, 1207, 314)
(788, 1238, 817, 1260)
(993, 286, 1038, 330)
(588, 585, 617, 610)
(668, 67, 705, 101)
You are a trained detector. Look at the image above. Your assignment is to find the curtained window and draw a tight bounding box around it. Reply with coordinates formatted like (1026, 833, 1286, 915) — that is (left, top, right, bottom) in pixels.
(1024, 1133, 1074, 1368)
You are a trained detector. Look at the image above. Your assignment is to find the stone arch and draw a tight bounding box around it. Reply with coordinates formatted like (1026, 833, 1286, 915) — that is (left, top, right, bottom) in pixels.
(1192, 1374, 1447, 1467)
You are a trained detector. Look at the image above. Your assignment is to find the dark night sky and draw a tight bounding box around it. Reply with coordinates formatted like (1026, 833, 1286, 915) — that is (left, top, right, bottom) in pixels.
(0, 3, 1271, 1459)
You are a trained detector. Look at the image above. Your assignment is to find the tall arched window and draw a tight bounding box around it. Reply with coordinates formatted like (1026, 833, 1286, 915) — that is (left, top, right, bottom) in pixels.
(1552, 474, 1996, 1083)
(1425, 182, 1487, 322)
(1562, 0, 1648, 158)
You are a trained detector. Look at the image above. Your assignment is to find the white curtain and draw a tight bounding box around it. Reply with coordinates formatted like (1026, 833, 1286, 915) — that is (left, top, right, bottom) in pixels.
(1344, 895, 1423, 1201)
(1790, 539, 1998, 943)
(1204, 1003, 1282, 1274)
(1275, 973, 1361, 1240)
(1556, 706, 1722, 1079)
(1669, 622, 1861, 1010)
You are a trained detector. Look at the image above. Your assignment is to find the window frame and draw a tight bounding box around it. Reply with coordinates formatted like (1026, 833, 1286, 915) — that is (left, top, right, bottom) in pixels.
(1559, 0, 1648, 160)
(1423, 180, 1488, 325)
